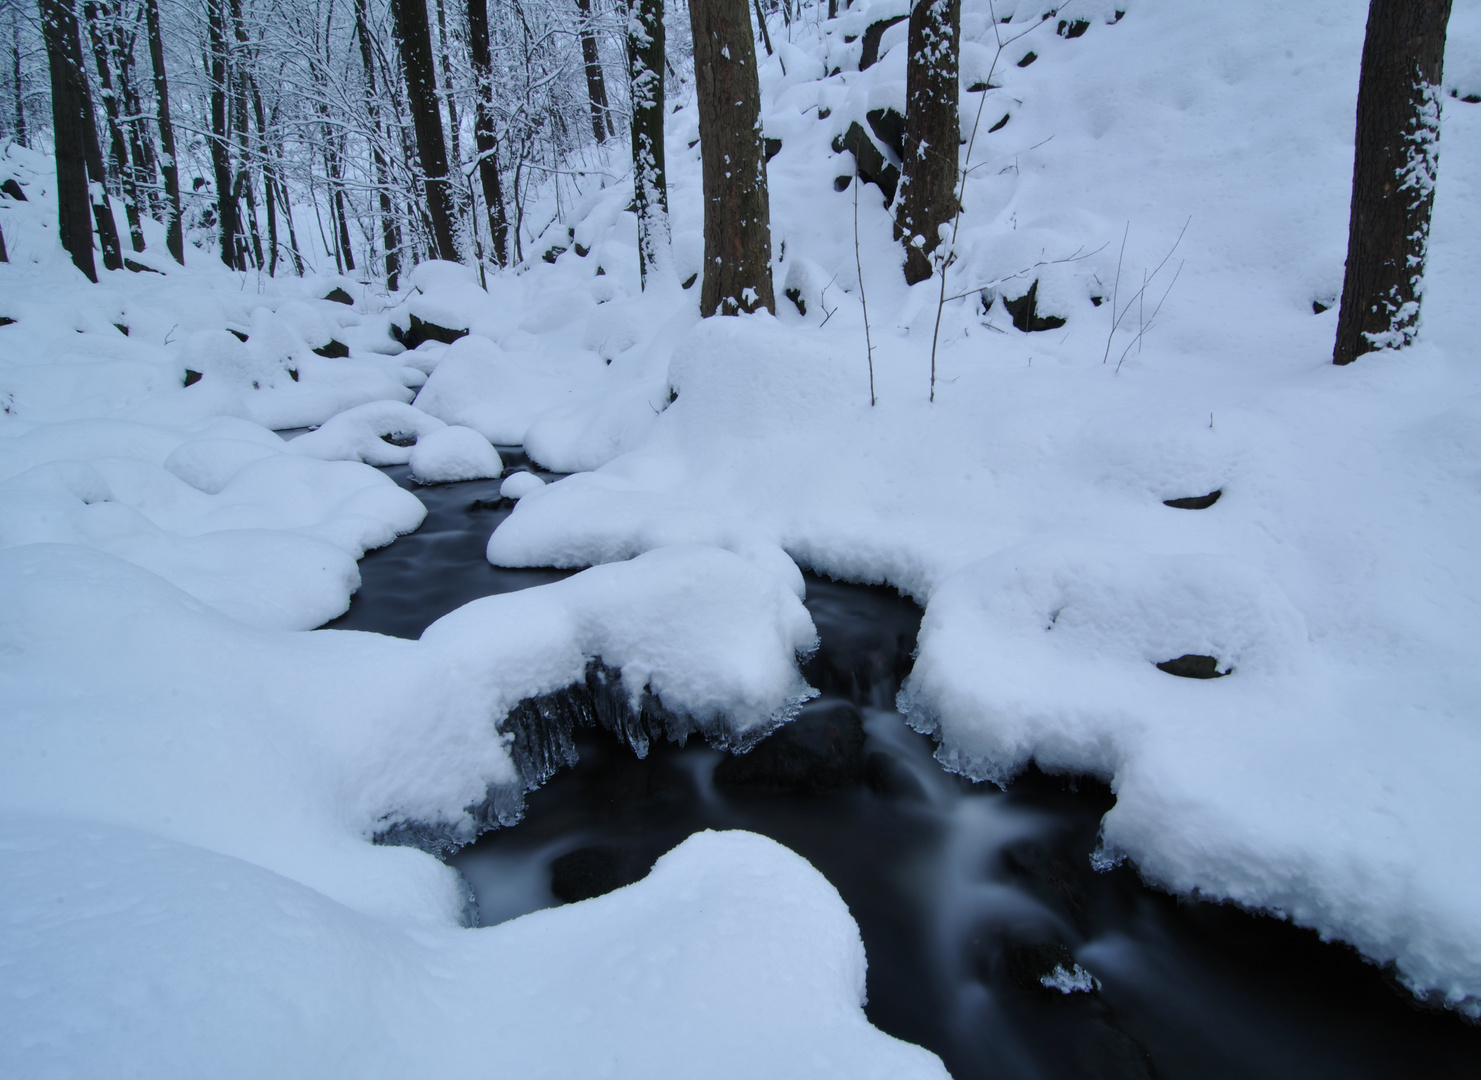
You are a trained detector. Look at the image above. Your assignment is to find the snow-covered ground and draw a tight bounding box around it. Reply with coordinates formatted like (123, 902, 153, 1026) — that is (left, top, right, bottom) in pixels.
(4, 0, 1481, 1073)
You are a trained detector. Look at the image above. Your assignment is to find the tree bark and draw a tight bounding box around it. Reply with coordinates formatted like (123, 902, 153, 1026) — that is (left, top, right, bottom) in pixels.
(144, 0, 183, 262)
(465, 0, 508, 266)
(10, 14, 26, 147)
(627, 0, 667, 287)
(206, 0, 240, 268)
(433, 0, 462, 171)
(575, 0, 613, 142)
(392, 0, 459, 261)
(41, 0, 120, 279)
(1333, 0, 1452, 365)
(84, 1, 144, 252)
(356, 0, 403, 284)
(688, 0, 774, 315)
(894, 0, 960, 285)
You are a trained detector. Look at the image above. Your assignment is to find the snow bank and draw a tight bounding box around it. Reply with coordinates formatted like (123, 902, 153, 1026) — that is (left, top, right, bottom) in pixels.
(409, 425, 504, 482)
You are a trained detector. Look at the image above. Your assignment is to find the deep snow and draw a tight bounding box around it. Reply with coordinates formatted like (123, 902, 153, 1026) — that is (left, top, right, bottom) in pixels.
(3, 0, 1481, 1074)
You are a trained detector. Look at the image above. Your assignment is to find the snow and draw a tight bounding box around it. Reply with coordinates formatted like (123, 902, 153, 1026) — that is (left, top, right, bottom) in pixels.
(4, 0, 1481, 1067)
(1041, 963, 1100, 995)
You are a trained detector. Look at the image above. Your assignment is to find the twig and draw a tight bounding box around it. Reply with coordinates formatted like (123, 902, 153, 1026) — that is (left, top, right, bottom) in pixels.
(854, 175, 875, 407)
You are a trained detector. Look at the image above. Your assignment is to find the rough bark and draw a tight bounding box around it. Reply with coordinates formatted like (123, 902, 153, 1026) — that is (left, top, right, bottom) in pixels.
(206, 0, 240, 268)
(627, 0, 667, 286)
(41, 0, 120, 279)
(465, 0, 508, 266)
(894, 0, 960, 285)
(84, 2, 144, 253)
(392, 0, 459, 261)
(432, 0, 462, 171)
(356, 0, 403, 284)
(575, 0, 613, 142)
(688, 0, 774, 315)
(1333, 0, 1453, 365)
(144, 0, 183, 262)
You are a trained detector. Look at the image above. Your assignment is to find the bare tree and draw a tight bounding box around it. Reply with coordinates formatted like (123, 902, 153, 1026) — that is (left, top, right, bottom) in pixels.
(466, 0, 509, 266)
(575, 0, 612, 142)
(41, 0, 120, 279)
(143, 0, 182, 260)
(894, 0, 960, 285)
(392, 0, 459, 261)
(1333, 0, 1453, 365)
(688, 0, 773, 315)
(627, 0, 667, 286)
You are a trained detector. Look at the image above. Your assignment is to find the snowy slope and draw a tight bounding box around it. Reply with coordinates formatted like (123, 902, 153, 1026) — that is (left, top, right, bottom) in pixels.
(3, 0, 1481, 1072)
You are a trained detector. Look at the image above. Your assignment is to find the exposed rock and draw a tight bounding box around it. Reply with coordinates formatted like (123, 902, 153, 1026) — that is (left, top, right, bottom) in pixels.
(858, 14, 906, 70)
(866, 107, 906, 159)
(391, 313, 469, 349)
(313, 340, 350, 358)
(324, 287, 354, 305)
(1018, 50, 1038, 67)
(1, 178, 26, 200)
(1004, 281, 1067, 332)
(713, 699, 866, 793)
(1156, 654, 1229, 679)
(1058, 18, 1090, 38)
(833, 121, 899, 204)
(1163, 489, 1221, 510)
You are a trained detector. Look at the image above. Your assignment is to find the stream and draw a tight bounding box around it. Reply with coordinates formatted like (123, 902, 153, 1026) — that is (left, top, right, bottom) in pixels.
(325, 460, 1481, 1080)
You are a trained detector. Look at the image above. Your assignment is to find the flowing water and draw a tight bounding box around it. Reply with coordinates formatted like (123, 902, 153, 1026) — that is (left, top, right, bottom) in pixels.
(327, 463, 1481, 1080)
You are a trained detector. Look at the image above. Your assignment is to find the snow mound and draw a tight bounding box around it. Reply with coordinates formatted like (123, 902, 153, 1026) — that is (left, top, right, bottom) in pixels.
(409, 425, 503, 483)
(500, 470, 545, 499)
(289, 400, 447, 465)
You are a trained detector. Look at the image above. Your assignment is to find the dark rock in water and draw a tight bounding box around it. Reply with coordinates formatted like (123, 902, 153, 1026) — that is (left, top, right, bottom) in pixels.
(1004, 281, 1067, 332)
(324, 287, 354, 305)
(394, 313, 468, 349)
(835, 121, 899, 205)
(1, 178, 27, 200)
(714, 699, 866, 793)
(859, 14, 906, 70)
(1156, 654, 1229, 679)
(864, 749, 925, 800)
(1004, 936, 1088, 995)
(1004, 840, 1091, 933)
(313, 339, 350, 358)
(764, 137, 783, 162)
(866, 107, 906, 159)
(550, 844, 654, 902)
(183, 369, 202, 387)
(1163, 489, 1221, 510)
(1058, 18, 1090, 38)
(1018, 50, 1038, 67)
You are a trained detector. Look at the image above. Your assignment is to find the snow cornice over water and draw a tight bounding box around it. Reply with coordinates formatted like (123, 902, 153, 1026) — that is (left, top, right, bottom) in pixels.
(4, 0, 1481, 1074)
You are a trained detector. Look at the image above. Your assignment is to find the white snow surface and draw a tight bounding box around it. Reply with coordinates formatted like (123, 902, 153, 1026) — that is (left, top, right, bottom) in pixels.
(4, 0, 1481, 1067)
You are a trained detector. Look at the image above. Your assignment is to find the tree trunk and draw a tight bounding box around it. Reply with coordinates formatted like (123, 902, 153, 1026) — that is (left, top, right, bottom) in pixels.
(392, 0, 459, 261)
(112, 15, 158, 217)
(84, 1, 144, 252)
(356, 0, 403, 284)
(627, 0, 668, 287)
(1333, 0, 1452, 365)
(688, 0, 774, 315)
(575, 0, 613, 142)
(465, 0, 508, 266)
(894, 0, 960, 285)
(144, 0, 183, 262)
(433, 0, 462, 172)
(206, 0, 240, 268)
(229, 0, 262, 269)
(41, 0, 120, 279)
(10, 14, 26, 147)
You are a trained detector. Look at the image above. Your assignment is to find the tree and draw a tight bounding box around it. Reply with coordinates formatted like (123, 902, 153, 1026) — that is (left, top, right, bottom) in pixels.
(40, 0, 120, 280)
(358, 0, 405, 283)
(205, 0, 241, 268)
(143, 0, 182, 262)
(627, 0, 667, 287)
(893, 0, 960, 285)
(466, 0, 509, 266)
(1333, 0, 1453, 365)
(688, 0, 773, 315)
(575, 0, 613, 143)
(392, 0, 459, 262)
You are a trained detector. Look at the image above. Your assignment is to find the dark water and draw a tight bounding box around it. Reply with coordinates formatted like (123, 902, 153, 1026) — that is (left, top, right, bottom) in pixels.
(330, 467, 1481, 1080)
